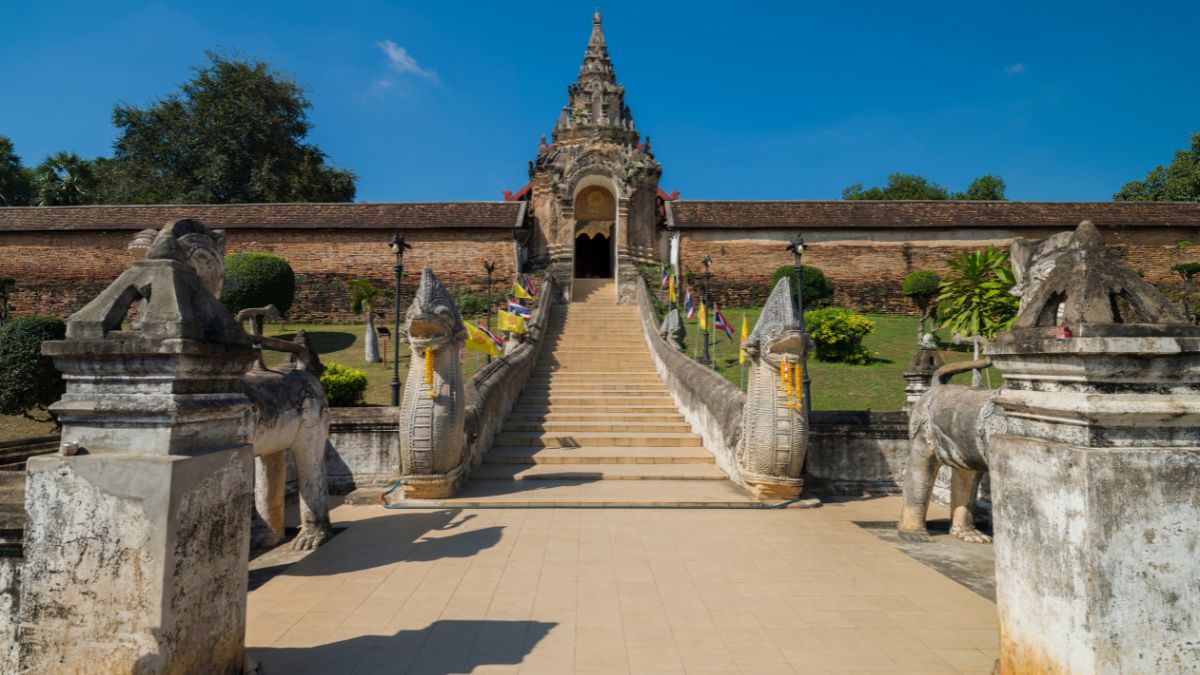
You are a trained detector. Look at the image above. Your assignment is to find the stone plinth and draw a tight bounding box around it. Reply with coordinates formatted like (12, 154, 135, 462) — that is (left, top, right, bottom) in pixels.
(902, 347, 943, 411)
(988, 328, 1200, 674)
(18, 222, 258, 674)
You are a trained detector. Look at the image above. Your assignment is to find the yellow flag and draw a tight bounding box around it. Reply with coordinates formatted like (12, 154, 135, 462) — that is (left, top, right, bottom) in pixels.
(698, 302, 707, 329)
(739, 314, 749, 364)
(464, 322, 500, 357)
(511, 281, 533, 300)
(668, 274, 676, 303)
(498, 309, 526, 335)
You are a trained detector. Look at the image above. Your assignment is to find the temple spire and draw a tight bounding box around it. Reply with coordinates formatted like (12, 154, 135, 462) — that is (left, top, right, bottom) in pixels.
(578, 9, 615, 84)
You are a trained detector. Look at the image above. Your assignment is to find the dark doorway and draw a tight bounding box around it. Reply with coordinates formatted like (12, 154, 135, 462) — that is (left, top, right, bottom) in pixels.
(574, 232, 612, 278)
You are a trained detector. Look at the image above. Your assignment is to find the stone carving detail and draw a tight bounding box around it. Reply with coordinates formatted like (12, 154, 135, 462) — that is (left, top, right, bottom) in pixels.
(397, 268, 468, 499)
(173, 223, 333, 552)
(737, 278, 811, 499)
(659, 308, 687, 350)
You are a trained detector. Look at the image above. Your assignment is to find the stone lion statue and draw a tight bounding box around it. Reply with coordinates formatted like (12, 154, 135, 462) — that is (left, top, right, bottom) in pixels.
(150, 220, 333, 551)
(898, 223, 1084, 543)
(659, 308, 686, 350)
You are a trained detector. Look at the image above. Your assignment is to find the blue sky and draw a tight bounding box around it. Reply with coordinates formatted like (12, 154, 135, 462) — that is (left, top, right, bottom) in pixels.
(2, 0, 1198, 202)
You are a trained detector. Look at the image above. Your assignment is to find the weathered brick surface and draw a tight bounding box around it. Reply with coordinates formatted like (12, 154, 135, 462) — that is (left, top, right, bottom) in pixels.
(677, 226, 1200, 313)
(671, 200, 1200, 229)
(0, 229, 517, 323)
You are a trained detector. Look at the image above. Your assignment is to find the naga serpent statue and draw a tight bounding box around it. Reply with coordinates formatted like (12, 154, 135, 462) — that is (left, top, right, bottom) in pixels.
(898, 220, 1158, 543)
(397, 268, 469, 499)
(659, 308, 687, 350)
(157, 219, 333, 551)
(738, 277, 813, 499)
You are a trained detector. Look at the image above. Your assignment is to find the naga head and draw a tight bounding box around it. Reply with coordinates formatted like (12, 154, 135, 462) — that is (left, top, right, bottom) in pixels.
(744, 277, 810, 363)
(1009, 228, 1076, 310)
(132, 219, 229, 297)
(405, 268, 466, 350)
(659, 308, 687, 350)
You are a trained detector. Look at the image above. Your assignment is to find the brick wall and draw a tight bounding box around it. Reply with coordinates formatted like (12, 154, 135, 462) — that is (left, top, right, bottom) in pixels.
(675, 226, 1200, 314)
(0, 229, 517, 323)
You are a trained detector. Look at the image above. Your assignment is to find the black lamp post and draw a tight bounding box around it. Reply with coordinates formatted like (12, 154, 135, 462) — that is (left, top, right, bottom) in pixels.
(787, 233, 806, 315)
(786, 233, 811, 414)
(483, 261, 496, 364)
(701, 254, 712, 366)
(390, 231, 411, 406)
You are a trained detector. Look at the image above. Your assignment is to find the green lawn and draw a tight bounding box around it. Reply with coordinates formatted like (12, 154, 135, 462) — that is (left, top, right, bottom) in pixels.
(677, 309, 1002, 411)
(0, 414, 57, 443)
(262, 320, 493, 406)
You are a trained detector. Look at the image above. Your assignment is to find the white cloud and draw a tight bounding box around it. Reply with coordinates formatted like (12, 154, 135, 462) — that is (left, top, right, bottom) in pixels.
(1004, 63, 1026, 77)
(376, 39, 437, 83)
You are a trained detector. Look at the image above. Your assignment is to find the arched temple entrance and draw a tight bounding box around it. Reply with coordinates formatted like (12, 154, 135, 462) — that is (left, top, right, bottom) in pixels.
(573, 185, 615, 279)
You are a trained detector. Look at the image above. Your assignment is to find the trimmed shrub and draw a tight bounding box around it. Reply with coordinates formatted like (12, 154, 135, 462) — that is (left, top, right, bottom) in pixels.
(320, 362, 368, 407)
(768, 265, 834, 308)
(803, 307, 875, 365)
(220, 252, 296, 317)
(902, 270, 941, 302)
(0, 316, 66, 418)
(456, 291, 488, 319)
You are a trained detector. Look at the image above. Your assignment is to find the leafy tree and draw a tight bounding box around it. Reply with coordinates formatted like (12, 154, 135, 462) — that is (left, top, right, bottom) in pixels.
(937, 246, 1018, 341)
(220, 253, 296, 318)
(1115, 133, 1200, 201)
(767, 265, 835, 308)
(902, 270, 941, 336)
(0, 317, 66, 423)
(347, 279, 390, 363)
(844, 173, 950, 200)
(32, 151, 99, 206)
(843, 172, 1008, 200)
(0, 136, 32, 206)
(106, 51, 356, 204)
(953, 174, 1007, 200)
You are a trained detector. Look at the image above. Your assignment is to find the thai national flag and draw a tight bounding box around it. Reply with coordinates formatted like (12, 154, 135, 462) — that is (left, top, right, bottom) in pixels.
(520, 274, 537, 297)
(508, 300, 532, 318)
(660, 265, 669, 288)
(713, 304, 735, 341)
(684, 289, 695, 319)
(476, 323, 504, 350)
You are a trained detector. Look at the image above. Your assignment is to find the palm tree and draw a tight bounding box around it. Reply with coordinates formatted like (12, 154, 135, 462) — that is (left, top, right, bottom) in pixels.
(937, 246, 1018, 385)
(348, 279, 388, 363)
(33, 152, 97, 206)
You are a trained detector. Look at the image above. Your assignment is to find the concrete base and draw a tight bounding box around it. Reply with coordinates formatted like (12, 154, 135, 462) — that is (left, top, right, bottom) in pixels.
(397, 471, 463, 501)
(745, 480, 802, 500)
(17, 447, 253, 674)
(991, 434, 1200, 674)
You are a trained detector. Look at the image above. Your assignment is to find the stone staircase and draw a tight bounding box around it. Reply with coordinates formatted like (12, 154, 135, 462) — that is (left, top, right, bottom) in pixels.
(444, 278, 757, 506)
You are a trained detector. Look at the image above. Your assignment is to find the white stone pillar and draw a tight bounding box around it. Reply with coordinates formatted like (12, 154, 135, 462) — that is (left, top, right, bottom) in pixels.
(18, 223, 257, 674)
(987, 221, 1200, 673)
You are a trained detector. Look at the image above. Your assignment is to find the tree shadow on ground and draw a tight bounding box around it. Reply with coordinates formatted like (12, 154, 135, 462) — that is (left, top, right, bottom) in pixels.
(248, 619, 557, 675)
(281, 509, 504, 577)
(275, 330, 358, 353)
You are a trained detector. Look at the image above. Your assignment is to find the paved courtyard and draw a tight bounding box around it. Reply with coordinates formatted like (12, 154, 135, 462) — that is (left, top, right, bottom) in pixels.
(246, 496, 999, 674)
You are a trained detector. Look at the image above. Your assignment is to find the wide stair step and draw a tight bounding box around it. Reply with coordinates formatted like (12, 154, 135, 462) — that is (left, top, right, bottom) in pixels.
(429, 277, 760, 507)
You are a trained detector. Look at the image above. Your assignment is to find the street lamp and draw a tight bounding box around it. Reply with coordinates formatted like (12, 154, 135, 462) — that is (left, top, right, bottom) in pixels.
(389, 231, 411, 406)
(786, 233, 811, 416)
(786, 233, 806, 316)
(701, 254, 712, 366)
(483, 261, 496, 364)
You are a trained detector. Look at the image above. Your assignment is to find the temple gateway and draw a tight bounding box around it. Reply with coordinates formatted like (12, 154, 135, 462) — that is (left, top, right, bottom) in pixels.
(2, 11, 1200, 320)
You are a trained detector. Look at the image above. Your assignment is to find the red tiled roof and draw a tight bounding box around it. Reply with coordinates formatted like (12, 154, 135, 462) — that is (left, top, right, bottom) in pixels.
(0, 202, 525, 232)
(670, 200, 1200, 229)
